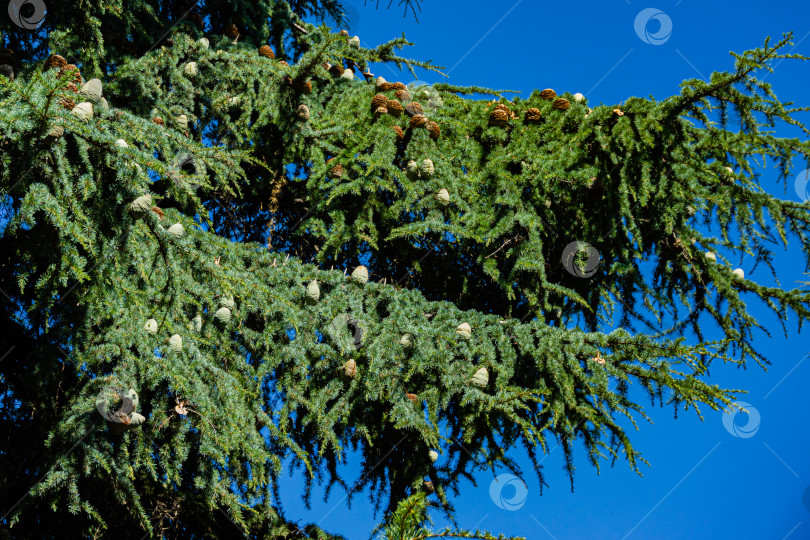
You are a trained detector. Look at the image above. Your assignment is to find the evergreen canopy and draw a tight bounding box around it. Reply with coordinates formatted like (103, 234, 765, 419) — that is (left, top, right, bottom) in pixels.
(1, 1, 809, 538)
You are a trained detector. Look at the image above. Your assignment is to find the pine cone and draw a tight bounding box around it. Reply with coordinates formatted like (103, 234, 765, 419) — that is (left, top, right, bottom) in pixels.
(391, 82, 406, 91)
(371, 93, 388, 111)
(422, 481, 435, 494)
(552, 98, 570, 110)
(339, 29, 349, 37)
(406, 393, 418, 403)
(386, 99, 404, 117)
(278, 60, 289, 67)
(327, 159, 344, 179)
(525, 107, 542, 123)
(488, 108, 509, 127)
(58, 97, 75, 111)
(151, 206, 165, 219)
(329, 64, 345, 77)
(379, 82, 393, 91)
(58, 64, 82, 85)
(294, 79, 312, 94)
(152, 117, 165, 126)
(65, 83, 78, 93)
(410, 114, 428, 129)
(224, 24, 240, 40)
(188, 13, 204, 31)
(540, 88, 557, 100)
(44, 54, 67, 70)
(404, 102, 423, 117)
(296, 104, 310, 121)
(392, 125, 404, 140)
(426, 121, 440, 140)
(613, 108, 625, 116)
(258, 45, 275, 59)
(373, 106, 388, 118)
(395, 89, 411, 102)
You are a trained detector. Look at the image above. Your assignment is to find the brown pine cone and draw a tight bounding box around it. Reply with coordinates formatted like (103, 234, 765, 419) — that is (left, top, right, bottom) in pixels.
(406, 393, 418, 403)
(339, 29, 349, 37)
(492, 103, 514, 118)
(488, 108, 509, 127)
(327, 160, 344, 179)
(404, 102, 423, 117)
(57, 64, 82, 85)
(44, 54, 67, 70)
(386, 99, 404, 117)
(224, 24, 240, 40)
(58, 97, 75, 111)
(151, 206, 165, 219)
(390, 82, 406, 91)
(540, 88, 557, 100)
(378, 82, 393, 91)
(188, 13, 204, 31)
(371, 93, 388, 111)
(410, 114, 428, 129)
(65, 83, 78, 93)
(328, 64, 345, 77)
(525, 107, 542, 123)
(426, 121, 440, 140)
(552, 98, 570, 110)
(152, 117, 165, 126)
(278, 60, 290, 67)
(395, 89, 411, 102)
(258, 45, 275, 59)
(422, 480, 435, 494)
(392, 125, 404, 140)
(294, 79, 312, 94)
(373, 106, 388, 118)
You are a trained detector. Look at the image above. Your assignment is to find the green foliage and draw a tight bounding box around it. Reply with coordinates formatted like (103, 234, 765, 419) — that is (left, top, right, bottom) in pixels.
(1, 1, 809, 538)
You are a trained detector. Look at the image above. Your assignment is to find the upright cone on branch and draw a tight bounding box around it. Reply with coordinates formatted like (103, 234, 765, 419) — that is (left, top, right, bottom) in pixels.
(258, 45, 275, 59)
(386, 99, 404, 116)
(525, 108, 542, 123)
(224, 24, 240, 40)
(426, 121, 440, 140)
(44, 54, 67, 70)
(540, 88, 557, 100)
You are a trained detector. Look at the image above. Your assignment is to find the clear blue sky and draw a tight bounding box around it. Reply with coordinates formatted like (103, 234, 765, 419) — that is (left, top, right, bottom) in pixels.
(275, 1, 810, 538)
